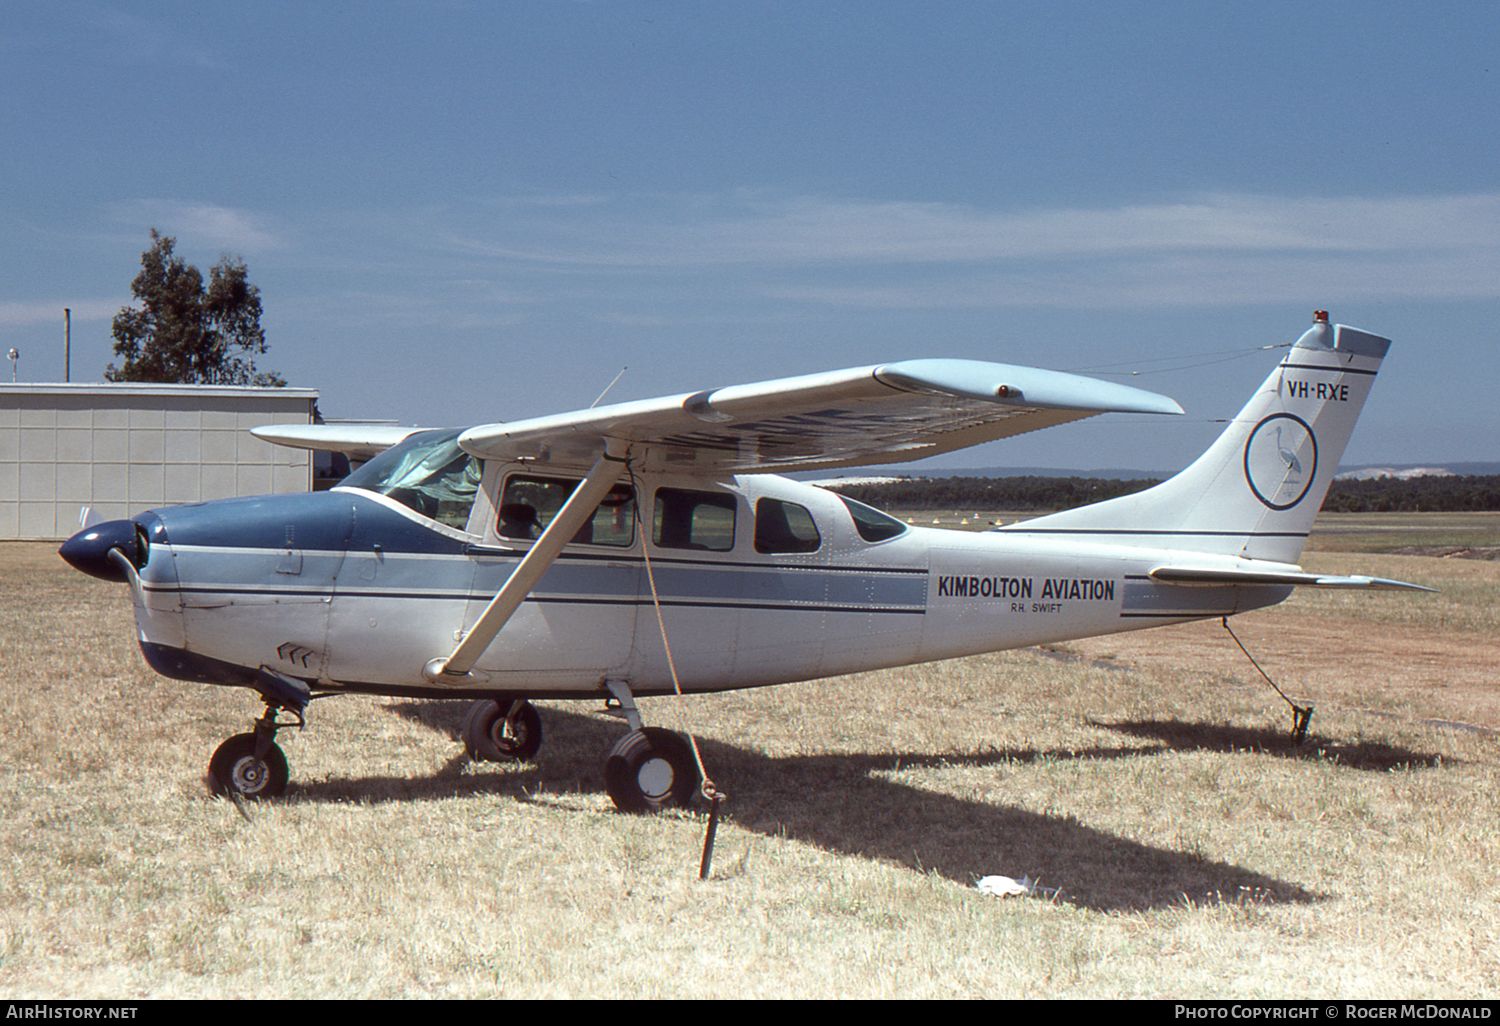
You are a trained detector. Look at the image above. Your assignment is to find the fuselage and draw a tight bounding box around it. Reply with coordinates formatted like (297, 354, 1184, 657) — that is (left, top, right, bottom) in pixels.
(94, 446, 1289, 701)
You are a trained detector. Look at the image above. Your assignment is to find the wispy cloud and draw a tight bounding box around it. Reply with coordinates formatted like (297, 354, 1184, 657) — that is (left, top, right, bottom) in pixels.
(84, 6, 220, 69)
(476, 191, 1500, 264)
(438, 190, 1500, 307)
(110, 201, 286, 255)
(0, 299, 122, 328)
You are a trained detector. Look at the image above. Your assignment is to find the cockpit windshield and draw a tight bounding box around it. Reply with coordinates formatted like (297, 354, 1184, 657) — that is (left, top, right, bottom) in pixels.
(339, 428, 481, 531)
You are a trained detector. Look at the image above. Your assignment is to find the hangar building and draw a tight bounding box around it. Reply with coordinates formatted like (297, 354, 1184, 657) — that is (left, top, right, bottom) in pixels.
(2, 383, 319, 541)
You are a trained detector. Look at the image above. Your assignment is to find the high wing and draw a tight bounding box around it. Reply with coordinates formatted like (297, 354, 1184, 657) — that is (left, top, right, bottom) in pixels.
(250, 423, 424, 461)
(456, 359, 1184, 474)
(419, 358, 1182, 683)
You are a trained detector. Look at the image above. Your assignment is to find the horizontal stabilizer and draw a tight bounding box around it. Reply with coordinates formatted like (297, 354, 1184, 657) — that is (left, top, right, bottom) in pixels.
(1149, 566, 1436, 592)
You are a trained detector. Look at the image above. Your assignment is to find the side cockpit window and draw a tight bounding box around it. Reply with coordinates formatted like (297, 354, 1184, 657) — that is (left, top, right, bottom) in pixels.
(838, 495, 908, 543)
(339, 429, 481, 531)
(754, 498, 821, 554)
(500, 475, 636, 547)
(654, 487, 736, 551)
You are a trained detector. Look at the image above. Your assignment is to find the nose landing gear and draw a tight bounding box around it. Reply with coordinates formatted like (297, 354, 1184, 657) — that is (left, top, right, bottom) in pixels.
(208, 729, 289, 799)
(206, 668, 310, 800)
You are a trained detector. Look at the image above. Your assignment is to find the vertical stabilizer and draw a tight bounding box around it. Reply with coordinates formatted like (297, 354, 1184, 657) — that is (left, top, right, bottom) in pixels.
(1008, 314, 1390, 565)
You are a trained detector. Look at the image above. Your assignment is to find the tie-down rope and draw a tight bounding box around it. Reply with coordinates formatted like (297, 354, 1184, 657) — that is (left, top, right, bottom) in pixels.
(625, 464, 726, 876)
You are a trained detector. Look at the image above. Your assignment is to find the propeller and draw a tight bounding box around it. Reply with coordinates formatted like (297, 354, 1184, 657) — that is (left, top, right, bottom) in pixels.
(58, 519, 145, 583)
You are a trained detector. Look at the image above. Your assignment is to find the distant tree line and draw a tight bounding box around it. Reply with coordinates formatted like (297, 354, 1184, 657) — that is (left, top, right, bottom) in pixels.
(1319, 475, 1500, 513)
(825, 474, 1500, 514)
(825, 476, 1158, 512)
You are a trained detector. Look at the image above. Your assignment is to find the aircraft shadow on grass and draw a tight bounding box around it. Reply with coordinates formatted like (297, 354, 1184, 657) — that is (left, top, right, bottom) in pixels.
(263, 700, 1420, 914)
(1097, 719, 1447, 771)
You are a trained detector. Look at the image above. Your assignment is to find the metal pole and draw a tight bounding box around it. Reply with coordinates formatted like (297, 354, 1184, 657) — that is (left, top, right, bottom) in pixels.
(64, 308, 71, 382)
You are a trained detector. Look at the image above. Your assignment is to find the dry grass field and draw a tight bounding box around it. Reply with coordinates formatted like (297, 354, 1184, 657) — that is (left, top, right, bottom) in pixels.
(2, 513, 1498, 998)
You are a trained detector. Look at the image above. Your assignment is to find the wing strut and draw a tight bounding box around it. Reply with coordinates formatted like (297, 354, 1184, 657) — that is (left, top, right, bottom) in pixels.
(423, 444, 628, 683)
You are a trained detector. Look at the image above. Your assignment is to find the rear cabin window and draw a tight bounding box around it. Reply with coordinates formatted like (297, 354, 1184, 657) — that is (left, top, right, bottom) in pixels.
(838, 495, 908, 543)
(653, 487, 737, 551)
(339, 428, 481, 531)
(754, 498, 821, 554)
(499, 475, 636, 547)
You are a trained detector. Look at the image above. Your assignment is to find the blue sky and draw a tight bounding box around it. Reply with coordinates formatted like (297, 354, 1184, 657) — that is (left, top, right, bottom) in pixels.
(3, 1, 1497, 473)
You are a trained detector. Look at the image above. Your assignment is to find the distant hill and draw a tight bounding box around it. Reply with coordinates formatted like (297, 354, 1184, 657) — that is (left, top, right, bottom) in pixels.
(1335, 462, 1500, 480)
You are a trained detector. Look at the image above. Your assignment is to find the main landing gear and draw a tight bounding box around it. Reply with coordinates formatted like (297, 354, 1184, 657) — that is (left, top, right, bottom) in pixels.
(603, 726, 699, 814)
(461, 682, 701, 814)
(461, 699, 543, 762)
(205, 671, 700, 814)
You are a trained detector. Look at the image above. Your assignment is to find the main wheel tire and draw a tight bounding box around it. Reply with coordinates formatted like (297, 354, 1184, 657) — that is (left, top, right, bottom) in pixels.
(462, 699, 542, 762)
(208, 733, 289, 799)
(604, 727, 700, 813)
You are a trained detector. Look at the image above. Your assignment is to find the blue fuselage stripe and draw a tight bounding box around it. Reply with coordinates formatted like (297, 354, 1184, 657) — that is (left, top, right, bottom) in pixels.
(156, 584, 923, 615)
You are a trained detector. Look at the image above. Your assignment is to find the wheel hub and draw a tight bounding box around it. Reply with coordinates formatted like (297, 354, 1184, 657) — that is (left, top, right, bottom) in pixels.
(490, 718, 521, 753)
(636, 756, 675, 800)
(231, 757, 269, 793)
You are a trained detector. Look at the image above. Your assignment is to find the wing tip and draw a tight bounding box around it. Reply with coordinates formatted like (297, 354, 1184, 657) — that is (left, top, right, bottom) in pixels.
(875, 359, 1183, 416)
(252, 423, 423, 458)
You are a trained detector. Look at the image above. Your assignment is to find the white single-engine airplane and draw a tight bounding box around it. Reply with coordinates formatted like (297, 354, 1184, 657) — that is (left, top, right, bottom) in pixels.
(60, 312, 1428, 812)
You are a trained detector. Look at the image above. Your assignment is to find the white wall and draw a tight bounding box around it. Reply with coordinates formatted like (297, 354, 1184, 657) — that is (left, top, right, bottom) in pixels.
(1, 384, 319, 540)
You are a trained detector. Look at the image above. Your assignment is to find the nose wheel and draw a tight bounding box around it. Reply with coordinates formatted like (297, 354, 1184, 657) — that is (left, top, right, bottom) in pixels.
(206, 667, 309, 800)
(208, 732, 289, 799)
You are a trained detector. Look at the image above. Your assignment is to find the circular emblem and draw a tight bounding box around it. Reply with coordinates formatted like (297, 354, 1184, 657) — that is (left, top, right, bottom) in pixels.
(1243, 413, 1318, 510)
